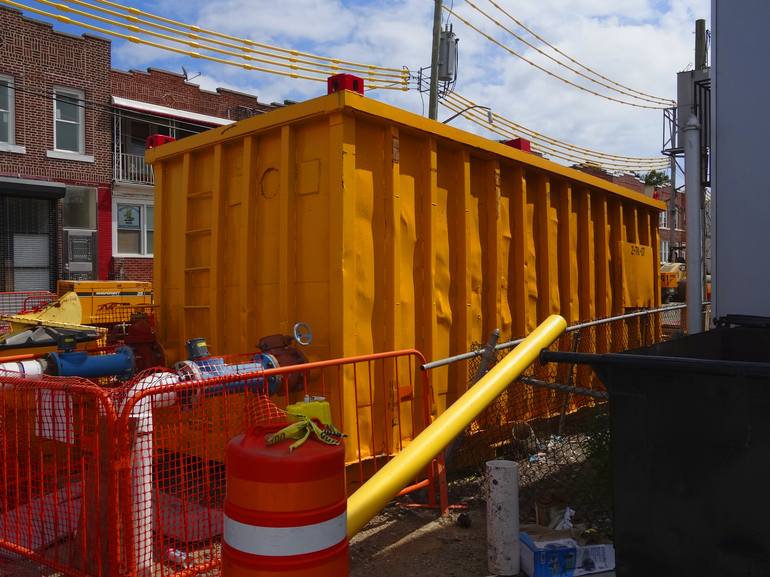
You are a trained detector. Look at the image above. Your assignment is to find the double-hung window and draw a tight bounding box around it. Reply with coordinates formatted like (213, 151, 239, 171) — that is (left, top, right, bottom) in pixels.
(0, 75, 14, 144)
(53, 88, 85, 153)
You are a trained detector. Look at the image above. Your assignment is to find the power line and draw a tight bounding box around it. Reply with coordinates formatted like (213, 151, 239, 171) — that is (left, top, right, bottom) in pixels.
(30, 0, 406, 85)
(447, 91, 669, 166)
(85, 0, 405, 75)
(443, 4, 670, 110)
(441, 93, 669, 170)
(412, 74, 668, 169)
(34, 0, 406, 83)
(461, 0, 674, 106)
(50, 0, 409, 82)
(5, 0, 669, 172)
(443, 99, 668, 170)
(482, 0, 674, 105)
(0, 0, 408, 90)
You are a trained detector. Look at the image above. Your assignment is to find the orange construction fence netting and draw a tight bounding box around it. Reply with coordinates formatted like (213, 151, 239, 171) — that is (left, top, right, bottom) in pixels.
(0, 349, 441, 577)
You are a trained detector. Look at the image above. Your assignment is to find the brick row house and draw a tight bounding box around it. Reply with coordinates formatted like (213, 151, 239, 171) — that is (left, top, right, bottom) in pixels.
(0, 6, 274, 290)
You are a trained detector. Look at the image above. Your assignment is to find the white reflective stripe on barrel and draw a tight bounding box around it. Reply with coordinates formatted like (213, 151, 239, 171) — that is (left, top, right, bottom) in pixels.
(224, 511, 346, 557)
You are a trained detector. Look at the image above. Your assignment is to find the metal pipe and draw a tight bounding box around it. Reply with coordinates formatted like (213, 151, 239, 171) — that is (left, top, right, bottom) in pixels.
(421, 304, 687, 370)
(519, 376, 608, 400)
(684, 113, 704, 333)
(560, 304, 685, 334)
(346, 315, 566, 536)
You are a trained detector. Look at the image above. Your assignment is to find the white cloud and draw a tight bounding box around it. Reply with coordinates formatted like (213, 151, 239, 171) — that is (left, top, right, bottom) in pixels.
(104, 0, 710, 164)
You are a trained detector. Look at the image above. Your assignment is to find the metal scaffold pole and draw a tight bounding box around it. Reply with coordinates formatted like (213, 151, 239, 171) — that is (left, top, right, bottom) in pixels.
(684, 114, 704, 334)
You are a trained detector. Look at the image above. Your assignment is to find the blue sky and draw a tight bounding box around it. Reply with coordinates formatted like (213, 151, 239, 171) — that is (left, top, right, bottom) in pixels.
(18, 0, 709, 165)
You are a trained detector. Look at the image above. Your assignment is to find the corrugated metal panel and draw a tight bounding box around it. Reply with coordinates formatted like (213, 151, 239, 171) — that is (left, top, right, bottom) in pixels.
(148, 91, 664, 449)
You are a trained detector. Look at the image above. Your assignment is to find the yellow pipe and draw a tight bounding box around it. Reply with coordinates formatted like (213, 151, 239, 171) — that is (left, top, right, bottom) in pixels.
(346, 314, 567, 536)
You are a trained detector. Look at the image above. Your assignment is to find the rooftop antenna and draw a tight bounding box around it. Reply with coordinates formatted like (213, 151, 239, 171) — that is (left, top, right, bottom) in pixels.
(181, 66, 201, 82)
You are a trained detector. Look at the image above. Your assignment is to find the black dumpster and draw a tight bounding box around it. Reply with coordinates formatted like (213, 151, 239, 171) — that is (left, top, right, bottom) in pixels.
(541, 319, 770, 577)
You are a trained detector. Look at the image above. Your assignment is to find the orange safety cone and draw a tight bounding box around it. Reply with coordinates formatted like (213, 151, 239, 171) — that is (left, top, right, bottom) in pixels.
(222, 424, 348, 577)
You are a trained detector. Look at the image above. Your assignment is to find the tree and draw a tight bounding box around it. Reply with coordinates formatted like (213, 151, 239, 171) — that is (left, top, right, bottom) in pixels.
(643, 169, 671, 187)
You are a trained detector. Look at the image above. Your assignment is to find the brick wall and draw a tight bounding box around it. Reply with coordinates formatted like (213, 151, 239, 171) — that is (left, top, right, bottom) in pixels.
(111, 257, 152, 282)
(111, 68, 274, 120)
(656, 185, 687, 261)
(107, 68, 276, 282)
(572, 164, 646, 194)
(0, 7, 112, 186)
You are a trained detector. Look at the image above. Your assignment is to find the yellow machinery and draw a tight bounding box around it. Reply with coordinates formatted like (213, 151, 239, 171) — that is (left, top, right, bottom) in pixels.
(57, 280, 152, 325)
(660, 262, 686, 302)
(0, 292, 104, 356)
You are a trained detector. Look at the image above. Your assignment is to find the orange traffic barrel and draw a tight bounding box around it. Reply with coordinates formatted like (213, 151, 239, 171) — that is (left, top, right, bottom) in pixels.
(222, 424, 348, 577)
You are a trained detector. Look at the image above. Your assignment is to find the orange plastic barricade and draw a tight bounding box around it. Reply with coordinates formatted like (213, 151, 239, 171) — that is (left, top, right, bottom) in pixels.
(114, 349, 441, 577)
(0, 372, 119, 577)
(223, 425, 348, 577)
(0, 349, 442, 577)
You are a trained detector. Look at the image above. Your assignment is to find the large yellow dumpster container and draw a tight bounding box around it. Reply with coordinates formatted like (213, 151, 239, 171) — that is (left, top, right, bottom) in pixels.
(147, 90, 664, 416)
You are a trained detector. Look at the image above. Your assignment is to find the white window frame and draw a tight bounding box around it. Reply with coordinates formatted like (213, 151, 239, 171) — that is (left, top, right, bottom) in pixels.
(112, 195, 154, 258)
(674, 207, 684, 231)
(52, 87, 85, 154)
(0, 74, 15, 145)
(0, 74, 24, 154)
(659, 210, 668, 229)
(660, 239, 670, 262)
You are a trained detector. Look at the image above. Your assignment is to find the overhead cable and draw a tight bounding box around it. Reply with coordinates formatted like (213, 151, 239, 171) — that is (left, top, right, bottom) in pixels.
(53, 0, 408, 82)
(447, 91, 669, 166)
(443, 4, 670, 110)
(34, 0, 406, 85)
(483, 0, 675, 105)
(462, 0, 674, 106)
(442, 99, 668, 170)
(440, 93, 668, 170)
(85, 0, 405, 75)
(0, 0, 405, 90)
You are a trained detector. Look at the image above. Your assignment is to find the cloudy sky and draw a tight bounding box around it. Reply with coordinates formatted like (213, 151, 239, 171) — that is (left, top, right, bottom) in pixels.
(26, 0, 710, 165)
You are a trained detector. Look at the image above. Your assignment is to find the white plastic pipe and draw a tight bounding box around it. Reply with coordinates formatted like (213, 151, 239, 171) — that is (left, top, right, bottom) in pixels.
(122, 372, 178, 575)
(0, 359, 45, 378)
(486, 460, 520, 576)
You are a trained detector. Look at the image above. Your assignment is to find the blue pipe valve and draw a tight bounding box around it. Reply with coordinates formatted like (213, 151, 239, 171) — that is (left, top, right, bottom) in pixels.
(181, 338, 282, 395)
(48, 346, 135, 380)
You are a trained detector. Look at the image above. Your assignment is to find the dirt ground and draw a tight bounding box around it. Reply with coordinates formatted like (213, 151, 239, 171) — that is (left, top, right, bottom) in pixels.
(351, 504, 488, 577)
(350, 464, 615, 577)
(350, 479, 489, 577)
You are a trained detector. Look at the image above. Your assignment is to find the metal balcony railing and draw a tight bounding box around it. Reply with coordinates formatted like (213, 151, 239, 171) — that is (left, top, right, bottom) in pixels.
(115, 153, 154, 185)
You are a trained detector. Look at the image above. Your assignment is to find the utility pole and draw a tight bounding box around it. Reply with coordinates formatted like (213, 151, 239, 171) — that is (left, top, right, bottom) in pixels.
(695, 19, 707, 70)
(428, 0, 442, 120)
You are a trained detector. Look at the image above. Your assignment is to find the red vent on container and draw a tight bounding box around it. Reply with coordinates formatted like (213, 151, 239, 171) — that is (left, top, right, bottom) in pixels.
(503, 138, 532, 153)
(146, 134, 176, 149)
(327, 74, 365, 96)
